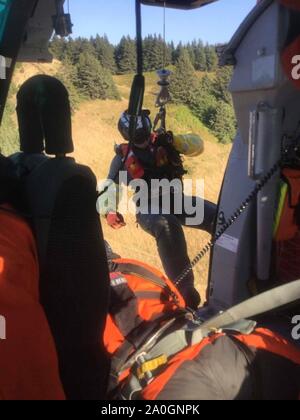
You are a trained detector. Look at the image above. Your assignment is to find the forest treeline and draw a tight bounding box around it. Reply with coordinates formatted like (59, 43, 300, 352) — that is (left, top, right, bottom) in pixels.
(50, 35, 236, 144)
(0, 35, 236, 155)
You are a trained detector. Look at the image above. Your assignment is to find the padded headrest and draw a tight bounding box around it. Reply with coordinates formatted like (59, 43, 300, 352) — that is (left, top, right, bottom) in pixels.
(16, 75, 74, 155)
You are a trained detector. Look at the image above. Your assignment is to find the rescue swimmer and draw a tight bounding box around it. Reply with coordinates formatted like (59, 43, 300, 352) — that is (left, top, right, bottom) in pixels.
(97, 111, 217, 309)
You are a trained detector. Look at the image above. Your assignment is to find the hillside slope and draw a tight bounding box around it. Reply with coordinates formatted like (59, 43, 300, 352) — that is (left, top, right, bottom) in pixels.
(9, 63, 231, 299)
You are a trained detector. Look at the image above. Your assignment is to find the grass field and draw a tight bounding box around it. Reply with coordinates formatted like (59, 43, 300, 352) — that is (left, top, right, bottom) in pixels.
(11, 63, 232, 299)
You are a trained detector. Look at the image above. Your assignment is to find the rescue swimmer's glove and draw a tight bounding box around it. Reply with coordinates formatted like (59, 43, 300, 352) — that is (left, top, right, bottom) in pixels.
(106, 211, 126, 230)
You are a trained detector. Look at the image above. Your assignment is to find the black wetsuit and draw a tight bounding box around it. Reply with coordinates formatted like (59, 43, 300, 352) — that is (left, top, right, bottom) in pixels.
(104, 143, 217, 308)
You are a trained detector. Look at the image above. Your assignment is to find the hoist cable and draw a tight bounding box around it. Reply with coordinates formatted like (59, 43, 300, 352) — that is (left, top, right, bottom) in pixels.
(163, 1, 166, 69)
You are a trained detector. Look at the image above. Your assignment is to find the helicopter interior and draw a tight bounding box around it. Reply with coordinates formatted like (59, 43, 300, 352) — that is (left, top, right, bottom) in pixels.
(0, 0, 300, 401)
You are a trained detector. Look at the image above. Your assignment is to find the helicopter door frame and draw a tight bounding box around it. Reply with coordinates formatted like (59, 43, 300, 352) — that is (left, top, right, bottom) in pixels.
(0, 0, 37, 123)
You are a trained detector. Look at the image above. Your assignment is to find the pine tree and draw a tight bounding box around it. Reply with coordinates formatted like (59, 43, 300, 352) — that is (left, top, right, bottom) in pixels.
(55, 59, 81, 112)
(76, 52, 120, 100)
(205, 44, 218, 72)
(62, 37, 96, 66)
(50, 36, 66, 61)
(212, 100, 237, 144)
(143, 35, 155, 71)
(170, 49, 197, 105)
(92, 34, 116, 74)
(156, 34, 171, 68)
(172, 42, 183, 64)
(168, 41, 175, 65)
(115, 36, 136, 74)
(143, 34, 168, 71)
(193, 40, 206, 71)
(191, 75, 217, 127)
(186, 42, 196, 68)
(212, 66, 233, 104)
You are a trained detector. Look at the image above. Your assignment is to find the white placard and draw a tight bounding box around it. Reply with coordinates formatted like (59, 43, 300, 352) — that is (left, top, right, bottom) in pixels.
(216, 234, 239, 254)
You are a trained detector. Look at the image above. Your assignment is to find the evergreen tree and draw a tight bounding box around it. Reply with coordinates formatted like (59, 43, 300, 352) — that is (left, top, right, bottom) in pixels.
(212, 100, 237, 144)
(50, 36, 66, 61)
(62, 37, 96, 65)
(115, 36, 136, 74)
(186, 42, 196, 68)
(193, 40, 206, 71)
(191, 75, 217, 127)
(168, 41, 175, 65)
(55, 59, 81, 112)
(156, 34, 171, 68)
(143, 34, 169, 71)
(205, 44, 218, 72)
(212, 66, 233, 104)
(76, 52, 120, 100)
(170, 49, 197, 105)
(143, 35, 155, 71)
(92, 34, 116, 73)
(172, 42, 183, 64)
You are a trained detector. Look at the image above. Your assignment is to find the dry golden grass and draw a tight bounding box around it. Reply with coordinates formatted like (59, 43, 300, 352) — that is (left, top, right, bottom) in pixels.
(13, 60, 61, 87)
(13, 64, 231, 300)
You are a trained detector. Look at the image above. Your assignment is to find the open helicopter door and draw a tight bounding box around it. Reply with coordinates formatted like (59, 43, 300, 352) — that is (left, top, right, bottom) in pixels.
(207, 0, 300, 312)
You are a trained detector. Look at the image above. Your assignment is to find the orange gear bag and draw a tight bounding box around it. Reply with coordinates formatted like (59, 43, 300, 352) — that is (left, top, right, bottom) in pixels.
(104, 258, 186, 356)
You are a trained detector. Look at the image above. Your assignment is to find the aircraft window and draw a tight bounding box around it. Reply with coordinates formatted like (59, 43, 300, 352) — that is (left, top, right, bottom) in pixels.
(0, 0, 12, 41)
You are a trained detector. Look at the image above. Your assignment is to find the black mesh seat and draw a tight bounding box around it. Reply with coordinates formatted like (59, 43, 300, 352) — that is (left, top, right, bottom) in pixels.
(14, 76, 110, 400)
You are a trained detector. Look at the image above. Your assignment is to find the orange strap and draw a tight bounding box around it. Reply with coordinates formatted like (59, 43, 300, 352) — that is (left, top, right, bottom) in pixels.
(234, 328, 300, 365)
(0, 207, 65, 400)
(142, 333, 224, 400)
(112, 258, 186, 307)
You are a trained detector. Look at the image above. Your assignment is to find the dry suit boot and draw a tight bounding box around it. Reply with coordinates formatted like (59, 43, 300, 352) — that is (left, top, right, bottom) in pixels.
(136, 212, 201, 309)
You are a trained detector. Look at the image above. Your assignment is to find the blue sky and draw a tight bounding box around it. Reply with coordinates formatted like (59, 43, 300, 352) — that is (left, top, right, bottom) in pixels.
(70, 0, 256, 45)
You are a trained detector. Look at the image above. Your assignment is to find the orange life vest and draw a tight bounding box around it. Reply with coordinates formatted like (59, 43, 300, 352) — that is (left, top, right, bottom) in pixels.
(116, 133, 186, 183)
(0, 206, 65, 400)
(117, 144, 145, 179)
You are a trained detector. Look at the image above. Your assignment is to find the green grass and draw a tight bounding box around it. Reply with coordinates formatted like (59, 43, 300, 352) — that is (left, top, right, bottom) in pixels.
(114, 71, 219, 144)
(167, 104, 218, 143)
